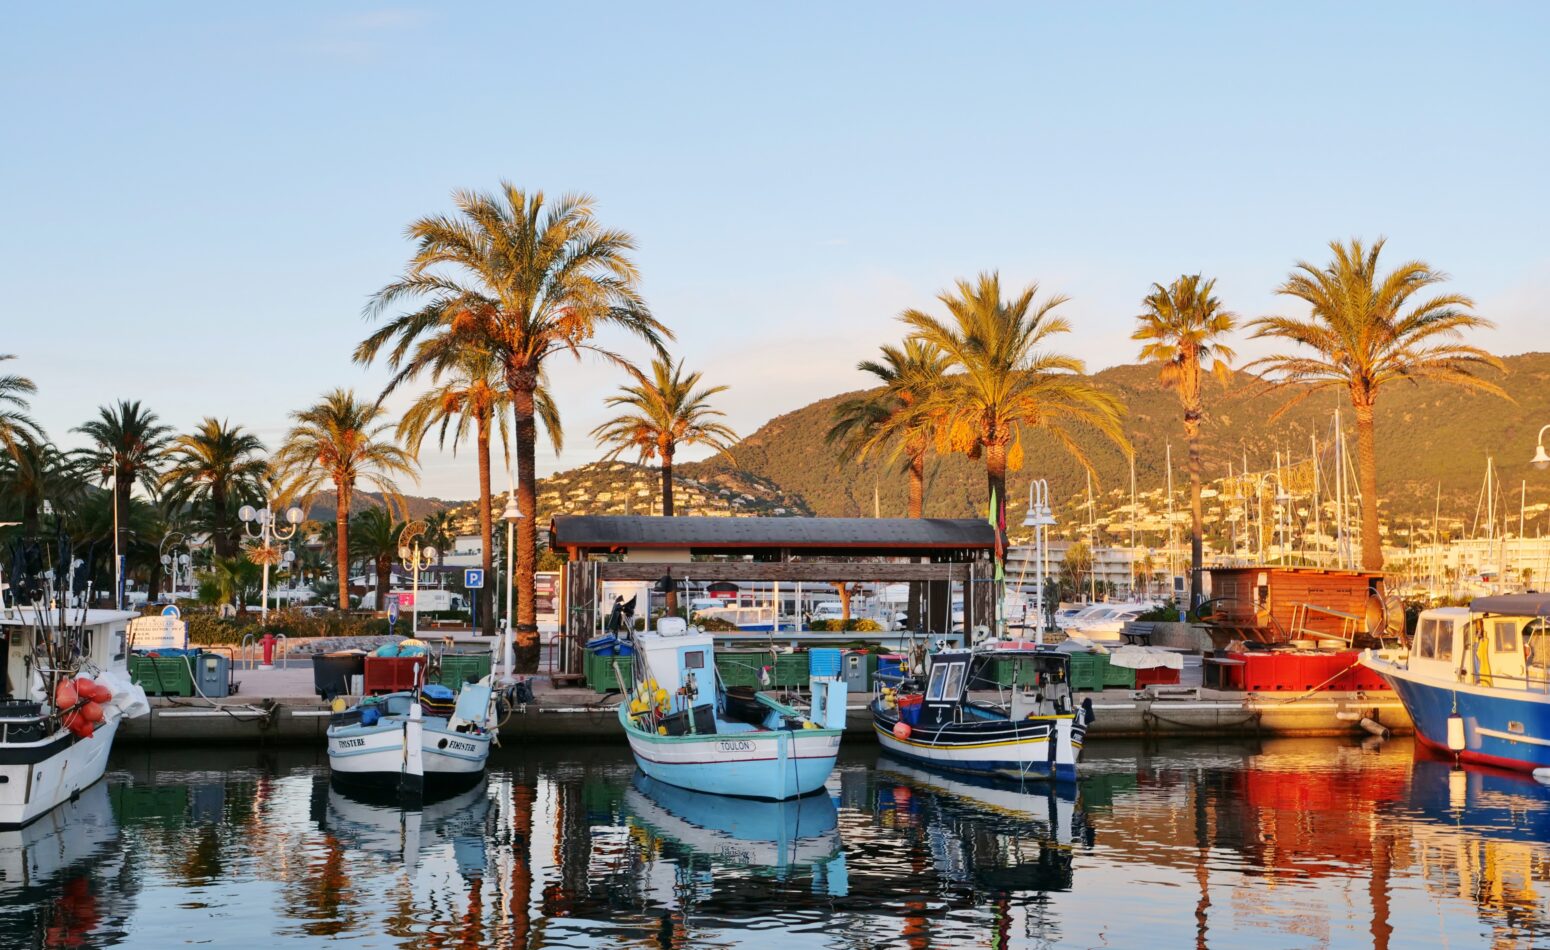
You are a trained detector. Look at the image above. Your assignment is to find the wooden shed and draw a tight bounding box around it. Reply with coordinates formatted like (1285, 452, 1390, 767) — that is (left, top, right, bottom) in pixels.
(1203, 566, 1390, 647)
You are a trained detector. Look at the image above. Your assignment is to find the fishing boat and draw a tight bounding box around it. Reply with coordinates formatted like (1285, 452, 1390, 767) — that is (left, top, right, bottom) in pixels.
(871, 643, 1091, 782)
(617, 617, 847, 801)
(315, 776, 492, 876)
(1362, 594, 1550, 772)
(0, 604, 148, 830)
(326, 680, 497, 798)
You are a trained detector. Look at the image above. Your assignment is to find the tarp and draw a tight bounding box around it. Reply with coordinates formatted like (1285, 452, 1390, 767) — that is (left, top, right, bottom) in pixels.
(1471, 593, 1550, 617)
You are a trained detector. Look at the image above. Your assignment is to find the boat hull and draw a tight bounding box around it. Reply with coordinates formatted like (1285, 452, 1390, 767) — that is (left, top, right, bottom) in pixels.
(619, 707, 840, 801)
(872, 705, 1083, 782)
(0, 717, 121, 830)
(327, 719, 490, 790)
(1364, 655, 1550, 771)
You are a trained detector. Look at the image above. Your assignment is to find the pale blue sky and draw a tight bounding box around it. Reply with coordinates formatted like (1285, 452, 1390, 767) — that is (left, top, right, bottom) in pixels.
(3, 3, 1547, 498)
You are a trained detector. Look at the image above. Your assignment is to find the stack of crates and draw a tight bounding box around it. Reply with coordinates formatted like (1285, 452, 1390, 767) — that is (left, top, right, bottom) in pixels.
(808, 648, 843, 679)
(129, 653, 197, 697)
(434, 652, 494, 691)
(773, 652, 807, 687)
(716, 652, 765, 687)
(587, 651, 634, 694)
(1067, 653, 1106, 692)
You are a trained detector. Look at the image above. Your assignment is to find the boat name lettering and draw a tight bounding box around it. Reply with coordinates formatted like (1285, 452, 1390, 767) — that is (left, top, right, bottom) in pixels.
(447, 740, 477, 753)
(718, 740, 754, 752)
(338, 738, 365, 748)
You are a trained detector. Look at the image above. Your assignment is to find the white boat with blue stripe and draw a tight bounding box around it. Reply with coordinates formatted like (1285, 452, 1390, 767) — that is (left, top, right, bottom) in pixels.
(326, 682, 496, 798)
(618, 618, 846, 801)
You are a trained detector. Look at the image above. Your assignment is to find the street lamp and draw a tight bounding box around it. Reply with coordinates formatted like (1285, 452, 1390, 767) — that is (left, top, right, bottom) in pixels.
(402, 540, 438, 637)
(158, 532, 189, 601)
(1533, 425, 1550, 471)
(499, 490, 524, 680)
(240, 500, 304, 623)
(1022, 479, 1057, 646)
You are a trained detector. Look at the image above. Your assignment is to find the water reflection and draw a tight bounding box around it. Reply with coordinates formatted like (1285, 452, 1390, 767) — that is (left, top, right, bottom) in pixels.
(0, 740, 1549, 947)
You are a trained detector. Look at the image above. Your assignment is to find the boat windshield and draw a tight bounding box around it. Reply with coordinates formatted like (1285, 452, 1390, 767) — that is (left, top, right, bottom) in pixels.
(1526, 620, 1550, 681)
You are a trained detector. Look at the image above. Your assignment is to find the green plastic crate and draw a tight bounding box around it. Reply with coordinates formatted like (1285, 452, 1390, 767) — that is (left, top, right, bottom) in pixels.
(773, 652, 807, 686)
(716, 652, 766, 687)
(1067, 653, 1106, 692)
(587, 652, 634, 693)
(433, 652, 493, 690)
(1102, 659, 1136, 689)
(129, 655, 196, 696)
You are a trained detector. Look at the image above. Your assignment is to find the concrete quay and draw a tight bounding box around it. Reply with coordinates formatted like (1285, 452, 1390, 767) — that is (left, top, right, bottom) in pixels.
(116, 663, 1414, 745)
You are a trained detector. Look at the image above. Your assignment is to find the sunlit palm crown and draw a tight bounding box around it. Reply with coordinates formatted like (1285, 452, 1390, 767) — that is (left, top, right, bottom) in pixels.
(0, 354, 42, 457)
(590, 357, 737, 464)
(901, 272, 1128, 473)
(356, 184, 671, 388)
(1133, 274, 1238, 391)
(159, 418, 268, 508)
(827, 337, 952, 464)
(1246, 237, 1505, 412)
(72, 399, 172, 491)
(272, 389, 417, 507)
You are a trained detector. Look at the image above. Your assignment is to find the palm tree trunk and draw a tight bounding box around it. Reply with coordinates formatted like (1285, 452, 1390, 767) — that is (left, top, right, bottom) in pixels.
(212, 482, 233, 559)
(116, 467, 133, 591)
(21, 497, 38, 536)
(908, 452, 925, 518)
(477, 413, 495, 637)
(1353, 400, 1384, 571)
(1185, 396, 1205, 609)
(510, 373, 540, 672)
(985, 441, 1008, 527)
(376, 554, 390, 611)
(334, 482, 351, 611)
(660, 447, 675, 517)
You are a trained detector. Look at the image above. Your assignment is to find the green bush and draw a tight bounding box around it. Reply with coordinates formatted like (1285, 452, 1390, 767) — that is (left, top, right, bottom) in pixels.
(808, 618, 883, 632)
(695, 615, 739, 631)
(808, 619, 834, 631)
(850, 618, 884, 632)
(180, 607, 392, 646)
(1135, 601, 1181, 623)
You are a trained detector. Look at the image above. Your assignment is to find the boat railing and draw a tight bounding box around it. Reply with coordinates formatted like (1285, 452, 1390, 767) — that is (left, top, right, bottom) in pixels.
(0, 711, 53, 744)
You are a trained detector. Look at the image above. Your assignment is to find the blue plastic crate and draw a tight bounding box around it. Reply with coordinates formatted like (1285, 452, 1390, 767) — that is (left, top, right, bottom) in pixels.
(809, 648, 843, 678)
(876, 654, 904, 679)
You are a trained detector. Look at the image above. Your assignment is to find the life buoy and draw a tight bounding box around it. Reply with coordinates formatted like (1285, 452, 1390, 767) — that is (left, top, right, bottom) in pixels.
(893, 721, 912, 740)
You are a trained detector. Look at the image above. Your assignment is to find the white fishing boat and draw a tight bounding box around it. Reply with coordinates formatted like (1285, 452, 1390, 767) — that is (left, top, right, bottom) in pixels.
(326, 682, 497, 798)
(618, 617, 847, 801)
(1, 606, 148, 829)
(317, 776, 492, 876)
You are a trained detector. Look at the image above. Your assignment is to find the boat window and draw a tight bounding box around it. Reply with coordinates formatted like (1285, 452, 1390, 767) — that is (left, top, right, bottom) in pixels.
(1415, 618, 1436, 659)
(1435, 621, 1454, 662)
(1526, 622, 1550, 674)
(683, 650, 704, 669)
(926, 664, 950, 701)
(1494, 620, 1520, 654)
(943, 662, 966, 699)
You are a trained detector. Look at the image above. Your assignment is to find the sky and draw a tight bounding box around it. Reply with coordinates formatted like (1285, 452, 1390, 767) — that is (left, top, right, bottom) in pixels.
(3, 2, 1547, 500)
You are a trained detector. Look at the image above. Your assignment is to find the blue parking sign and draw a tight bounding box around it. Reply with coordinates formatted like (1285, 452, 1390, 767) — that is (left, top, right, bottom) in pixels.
(464, 568, 485, 589)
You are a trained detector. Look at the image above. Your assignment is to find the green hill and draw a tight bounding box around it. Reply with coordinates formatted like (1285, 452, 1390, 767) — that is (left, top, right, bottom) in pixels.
(683, 352, 1550, 539)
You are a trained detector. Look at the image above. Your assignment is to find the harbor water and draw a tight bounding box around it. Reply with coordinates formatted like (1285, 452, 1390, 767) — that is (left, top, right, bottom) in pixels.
(3, 737, 1547, 948)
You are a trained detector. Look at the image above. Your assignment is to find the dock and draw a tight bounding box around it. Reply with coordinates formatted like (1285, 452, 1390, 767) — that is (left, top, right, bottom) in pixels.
(117, 662, 1413, 745)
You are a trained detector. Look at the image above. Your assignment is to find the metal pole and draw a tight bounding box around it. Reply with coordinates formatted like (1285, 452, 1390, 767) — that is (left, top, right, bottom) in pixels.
(112, 456, 121, 609)
(259, 511, 271, 623)
(504, 512, 515, 680)
(412, 549, 420, 636)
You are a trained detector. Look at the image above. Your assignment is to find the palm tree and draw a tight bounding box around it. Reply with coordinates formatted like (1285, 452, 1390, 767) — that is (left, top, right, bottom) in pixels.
(360, 184, 669, 670)
(0, 437, 82, 534)
(827, 338, 951, 517)
(272, 390, 417, 611)
(1247, 238, 1504, 570)
(423, 510, 456, 573)
(349, 506, 404, 612)
(1133, 274, 1237, 608)
(160, 418, 268, 559)
(73, 400, 172, 570)
(590, 357, 736, 517)
(0, 355, 42, 460)
(393, 348, 561, 636)
(902, 272, 1129, 525)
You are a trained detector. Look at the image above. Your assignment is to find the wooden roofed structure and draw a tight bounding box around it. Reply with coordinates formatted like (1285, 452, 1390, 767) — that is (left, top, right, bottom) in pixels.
(549, 516, 997, 678)
(1202, 565, 1393, 648)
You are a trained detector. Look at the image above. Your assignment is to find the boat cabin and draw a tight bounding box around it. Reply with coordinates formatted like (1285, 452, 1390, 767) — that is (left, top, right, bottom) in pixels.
(1203, 566, 1389, 647)
(1411, 595, 1550, 691)
(634, 618, 718, 734)
(0, 609, 133, 703)
(921, 649, 1074, 727)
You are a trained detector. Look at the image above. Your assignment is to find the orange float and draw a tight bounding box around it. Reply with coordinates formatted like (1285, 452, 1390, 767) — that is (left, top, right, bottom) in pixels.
(54, 678, 78, 709)
(81, 701, 105, 723)
(892, 721, 912, 740)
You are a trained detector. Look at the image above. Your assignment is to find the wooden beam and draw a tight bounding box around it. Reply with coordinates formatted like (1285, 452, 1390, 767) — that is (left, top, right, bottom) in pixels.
(586, 561, 974, 583)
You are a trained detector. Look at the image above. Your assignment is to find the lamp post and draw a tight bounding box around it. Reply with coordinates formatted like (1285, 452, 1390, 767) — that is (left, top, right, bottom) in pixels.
(397, 521, 437, 639)
(499, 490, 523, 681)
(240, 500, 304, 623)
(158, 531, 189, 600)
(1532, 425, 1550, 471)
(1022, 479, 1057, 646)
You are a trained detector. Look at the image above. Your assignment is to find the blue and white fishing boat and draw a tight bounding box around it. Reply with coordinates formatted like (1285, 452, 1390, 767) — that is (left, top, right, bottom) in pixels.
(326, 682, 497, 798)
(871, 644, 1091, 782)
(1363, 594, 1550, 773)
(622, 772, 843, 872)
(618, 618, 847, 801)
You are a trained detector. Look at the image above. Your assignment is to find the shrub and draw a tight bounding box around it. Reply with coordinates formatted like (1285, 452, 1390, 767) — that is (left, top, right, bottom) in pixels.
(808, 619, 834, 631)
(850, 618, 884, 632)
(1135, 601, 1181, 623)
(695, 616, 739, 632)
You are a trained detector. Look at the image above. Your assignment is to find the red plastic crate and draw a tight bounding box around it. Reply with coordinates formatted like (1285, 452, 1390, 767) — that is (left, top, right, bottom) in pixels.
(1135, 666, 1181, 687)
(363, 655, 429, 695)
